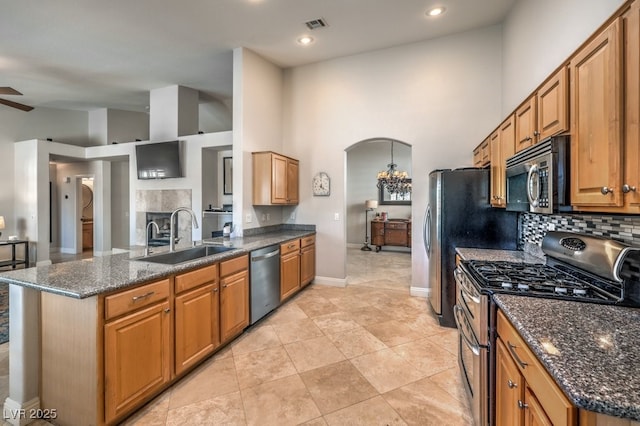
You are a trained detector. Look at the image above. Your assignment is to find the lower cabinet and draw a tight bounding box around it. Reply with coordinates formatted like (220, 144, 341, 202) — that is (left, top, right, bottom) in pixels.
(280, 239, 301, 301)
(174, 263, 220, 375)
(220, 254, 250, 343)
(300, 235, 316, 287)
(104, 300, 171, 423)
(496, 310, 576, 426)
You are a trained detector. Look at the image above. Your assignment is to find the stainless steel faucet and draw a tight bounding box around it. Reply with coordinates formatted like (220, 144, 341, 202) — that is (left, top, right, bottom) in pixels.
(169, 207, 199, 252)
(145, 221, 160, 256)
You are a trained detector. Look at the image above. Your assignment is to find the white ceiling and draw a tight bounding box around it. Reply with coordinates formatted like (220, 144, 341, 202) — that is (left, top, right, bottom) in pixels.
(0, 0, 516, 112)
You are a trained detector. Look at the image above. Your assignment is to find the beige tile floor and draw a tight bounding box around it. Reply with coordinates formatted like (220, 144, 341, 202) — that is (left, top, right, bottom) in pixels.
(0, 248, 472, 425)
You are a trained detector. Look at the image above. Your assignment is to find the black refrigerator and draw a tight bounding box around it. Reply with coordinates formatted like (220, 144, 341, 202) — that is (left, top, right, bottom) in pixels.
(424, 168, 518, 328)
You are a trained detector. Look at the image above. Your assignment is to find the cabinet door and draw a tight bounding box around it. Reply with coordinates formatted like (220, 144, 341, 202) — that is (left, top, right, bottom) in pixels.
(625, 1, 640, 207)
(104, 301, 171, 423)
(538, 67, 568, 140)
(489, 130, 502, 207)
(280, 251, 300, 301)
(300, 244, 315, 287)
(523, 386, 553, 426)
(473, 145, 483, 167)
(271, 154, 289, 204)
(220, 269, 249, 343)
(515, 96, 537, 152)
(496, 338, 524, 426)
(287, 159, 299, 204)
(174, 283, 220, 376)
(570, 18, 623, 207)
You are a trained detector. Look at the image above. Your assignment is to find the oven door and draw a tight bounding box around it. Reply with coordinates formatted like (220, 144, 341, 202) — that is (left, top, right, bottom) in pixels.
(454, 304, 488, 426)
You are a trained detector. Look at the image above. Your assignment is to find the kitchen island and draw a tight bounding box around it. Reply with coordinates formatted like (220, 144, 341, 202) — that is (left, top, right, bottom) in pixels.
(0, 227, 315, 425)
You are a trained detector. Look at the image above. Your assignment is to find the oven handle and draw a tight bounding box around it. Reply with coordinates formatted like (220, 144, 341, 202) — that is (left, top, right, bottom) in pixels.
(527, 164, 541, 208)
(453, 305, 480, 356)
(455, 268, 480, 304)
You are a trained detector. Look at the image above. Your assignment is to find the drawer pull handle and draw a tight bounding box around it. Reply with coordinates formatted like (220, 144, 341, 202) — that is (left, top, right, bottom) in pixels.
(507, 379, 517, 389)
(131, 291, 155, 302)
(213, 288, 219, 292)
(518, 400, 529, 410)
(164, 308, 171, 314)
(507, 341, 528, 369)
(601, 186, 614, 195)
(288, 244, 296, 249)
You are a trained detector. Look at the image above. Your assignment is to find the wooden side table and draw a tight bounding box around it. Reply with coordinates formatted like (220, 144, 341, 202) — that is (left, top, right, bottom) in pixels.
(371, 220, 411, 252)
(0, 240, 29, 269)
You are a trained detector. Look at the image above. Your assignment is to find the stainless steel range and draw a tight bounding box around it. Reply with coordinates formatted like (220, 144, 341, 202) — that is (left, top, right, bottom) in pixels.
(453, 231, 640, 426)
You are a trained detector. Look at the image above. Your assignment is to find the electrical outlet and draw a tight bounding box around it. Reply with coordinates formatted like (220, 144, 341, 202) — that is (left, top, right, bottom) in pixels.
(266, 213, 270, 221)
(334, 213, 340, 221)
(290, 212, 296, 220)
(261, 213, 266, 221)
(245, 214, 252, 223)
(547, 223, 556, 231)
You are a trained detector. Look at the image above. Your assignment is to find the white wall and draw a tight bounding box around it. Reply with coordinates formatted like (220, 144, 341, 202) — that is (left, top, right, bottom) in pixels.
(0, 107, 88, 236)
(501, 0, 625, 114)
(233, 48, 285, 234)
(110, 160, 129, 249)
(283, 25, 504, 289)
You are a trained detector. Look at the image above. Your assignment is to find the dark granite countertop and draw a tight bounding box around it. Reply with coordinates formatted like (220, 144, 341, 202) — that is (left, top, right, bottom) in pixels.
(0, 228, 315, 299)
(494, 294, 640, 421)
(455, 247, 545, 264)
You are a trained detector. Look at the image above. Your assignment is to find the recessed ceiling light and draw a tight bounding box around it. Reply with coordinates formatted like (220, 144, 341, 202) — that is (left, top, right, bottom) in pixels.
(427, 7, 446, 17)
(297, 36, 314, 46)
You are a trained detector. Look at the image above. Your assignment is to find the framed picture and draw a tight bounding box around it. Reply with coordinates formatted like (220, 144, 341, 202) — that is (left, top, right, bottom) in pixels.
(223, 157, 233, 195)
(379, 179, 411, 205)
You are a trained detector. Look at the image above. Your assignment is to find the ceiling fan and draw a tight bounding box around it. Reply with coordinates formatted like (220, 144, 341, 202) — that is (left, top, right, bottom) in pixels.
(0, 87, 34, 112)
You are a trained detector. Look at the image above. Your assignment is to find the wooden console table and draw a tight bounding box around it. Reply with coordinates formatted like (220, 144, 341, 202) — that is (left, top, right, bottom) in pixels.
(371, 219, 411, 252)
(0, 240, 29, 270)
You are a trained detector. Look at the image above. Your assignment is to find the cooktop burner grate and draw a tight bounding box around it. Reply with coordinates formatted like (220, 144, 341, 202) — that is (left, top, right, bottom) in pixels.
(465, 260, 623, 302)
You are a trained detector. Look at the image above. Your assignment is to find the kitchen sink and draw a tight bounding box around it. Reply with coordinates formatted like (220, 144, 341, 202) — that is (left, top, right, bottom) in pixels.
(134, 245, 235, 265)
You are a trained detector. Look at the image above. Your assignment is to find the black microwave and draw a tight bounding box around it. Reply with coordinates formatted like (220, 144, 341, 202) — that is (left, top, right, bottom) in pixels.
(505, 136, 571, 214)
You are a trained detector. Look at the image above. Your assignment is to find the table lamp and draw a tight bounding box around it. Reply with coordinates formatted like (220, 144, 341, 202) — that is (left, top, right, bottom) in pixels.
(361, 200, 378, 251)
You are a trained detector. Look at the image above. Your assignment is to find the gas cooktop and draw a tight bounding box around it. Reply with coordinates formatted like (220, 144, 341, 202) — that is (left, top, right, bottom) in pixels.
(465, 259, 623, 302)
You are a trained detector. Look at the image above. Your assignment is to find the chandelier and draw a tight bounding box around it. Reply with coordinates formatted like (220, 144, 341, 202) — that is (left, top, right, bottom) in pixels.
(376, 140, 411, 196)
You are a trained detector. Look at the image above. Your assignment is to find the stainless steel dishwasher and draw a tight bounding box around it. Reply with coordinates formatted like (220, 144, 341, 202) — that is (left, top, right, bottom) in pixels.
(250, 245, 281, 324)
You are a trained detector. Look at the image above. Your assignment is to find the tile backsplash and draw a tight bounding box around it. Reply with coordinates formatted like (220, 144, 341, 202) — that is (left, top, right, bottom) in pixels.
(520, 213, 640, 296)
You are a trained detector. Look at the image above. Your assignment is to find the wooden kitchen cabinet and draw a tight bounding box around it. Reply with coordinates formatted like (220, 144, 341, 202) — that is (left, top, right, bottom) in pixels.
(570, 17, 624, 208)
(174, 263, 220, 376)
(515, 96, 537, 153)
(473, 137, 491, 167)
(490, 115, 515, 208)
(300, 235, 316, 287)
(280, 239, 301, 301)
(82, 220, 93, 249)
(537, 66, 569, 141)
(220, 254, 249, 343)
(252, 151, 299, 205)
(104, 282, 171, 424)
(496, 310, 576, 426)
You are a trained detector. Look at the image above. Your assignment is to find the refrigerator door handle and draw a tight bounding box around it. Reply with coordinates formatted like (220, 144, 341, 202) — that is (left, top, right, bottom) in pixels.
(423, 204, 431, 256)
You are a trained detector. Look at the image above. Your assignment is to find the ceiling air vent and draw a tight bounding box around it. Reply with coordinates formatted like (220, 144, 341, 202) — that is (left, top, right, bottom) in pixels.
(305, 18, 328, 30)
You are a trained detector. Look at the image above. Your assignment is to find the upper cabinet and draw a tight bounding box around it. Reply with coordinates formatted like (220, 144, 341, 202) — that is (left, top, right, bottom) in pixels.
(570, 17, 624, 208)
(490, 115, 515, 208)
(473, 137, 491, 167)
(252, 151, 299, 205)
(537, 67, 569, 141)
(515, 67, 569, 154)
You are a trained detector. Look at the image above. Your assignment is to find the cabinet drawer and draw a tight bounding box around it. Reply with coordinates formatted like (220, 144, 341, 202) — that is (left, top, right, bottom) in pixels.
(497, 310, 575, 426)
(220, 254, 249, 278)
(385, 221, 407, 230)
(105, 279, 171, 320)
(175, 263, 218, 294)
(300, 235, 315, 248)
(280, 239, 300, 256)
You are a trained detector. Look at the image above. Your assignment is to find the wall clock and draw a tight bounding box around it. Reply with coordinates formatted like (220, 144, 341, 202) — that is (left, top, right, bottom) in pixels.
(312, 172, 331, 196)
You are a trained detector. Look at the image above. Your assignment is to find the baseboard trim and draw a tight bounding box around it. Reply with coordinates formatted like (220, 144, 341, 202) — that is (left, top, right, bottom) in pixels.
(3, 397, 41, 426)
(313, 276, 347, 288)
(410, 286, 428, 298)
